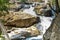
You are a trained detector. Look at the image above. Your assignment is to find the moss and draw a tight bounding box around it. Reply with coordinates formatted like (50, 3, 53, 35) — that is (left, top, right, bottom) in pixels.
(0, 36, 5, 40)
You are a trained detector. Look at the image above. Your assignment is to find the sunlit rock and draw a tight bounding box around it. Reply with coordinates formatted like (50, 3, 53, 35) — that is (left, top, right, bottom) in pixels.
(34, 4, 47, 15)
(3, 12, 39, 27)
(7, 25, 40, 39)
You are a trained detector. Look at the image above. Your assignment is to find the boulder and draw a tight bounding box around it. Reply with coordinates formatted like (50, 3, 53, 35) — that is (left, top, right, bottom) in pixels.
(44, 9, 53, 17)
(34, 4, 47, 15)
(26, 26, 40, 36)
(7, 25, 40, 39)
(34, 5, 43, 15)
(4, 12, 39, 27)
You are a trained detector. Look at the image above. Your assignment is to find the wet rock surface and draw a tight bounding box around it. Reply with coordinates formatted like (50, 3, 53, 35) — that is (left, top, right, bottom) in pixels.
(7, 25, 40, 39)
(43, 14, 60, 40)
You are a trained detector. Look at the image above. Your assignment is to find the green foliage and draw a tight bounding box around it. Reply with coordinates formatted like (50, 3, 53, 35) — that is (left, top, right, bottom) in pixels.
(39, 0, 43, 2)
(0, 0, 9, 12)
(0, 35, 5, 40)
(52, 0, 55, 5)
(0, 0, 9, 4)
(20, 0, 27, 3)
(0, 6, 8, 12)
(0, 0, 9, 17)
(0, 29, 2, 35)
(0, 0, 9, 36)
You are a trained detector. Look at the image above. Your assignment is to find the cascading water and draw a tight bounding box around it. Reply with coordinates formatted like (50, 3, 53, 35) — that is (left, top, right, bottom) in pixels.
(23, 5, 55, 40)
(3, 3, 55, 40)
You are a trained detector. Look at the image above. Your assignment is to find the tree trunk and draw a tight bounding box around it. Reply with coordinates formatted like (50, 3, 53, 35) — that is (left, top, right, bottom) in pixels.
(55, 0, 59, 14)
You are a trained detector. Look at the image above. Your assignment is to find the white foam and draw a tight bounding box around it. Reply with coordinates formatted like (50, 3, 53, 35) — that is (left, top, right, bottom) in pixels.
(23, 6, 37, 16)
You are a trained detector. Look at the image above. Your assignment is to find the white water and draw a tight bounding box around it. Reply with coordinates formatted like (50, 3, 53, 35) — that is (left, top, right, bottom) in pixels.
(26, 16, 54, 40)
(7, 5, 55, 40)
(23, 6, 37, 17)
(23, 6, 55, 40)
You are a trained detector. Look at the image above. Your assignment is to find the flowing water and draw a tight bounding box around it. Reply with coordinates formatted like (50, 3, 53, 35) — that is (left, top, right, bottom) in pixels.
(23, 6, 55, 40)
(0, 4, 55, 40)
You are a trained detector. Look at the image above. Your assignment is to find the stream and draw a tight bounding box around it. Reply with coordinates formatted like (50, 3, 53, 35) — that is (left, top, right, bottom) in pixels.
(23, 6, 55, 40)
